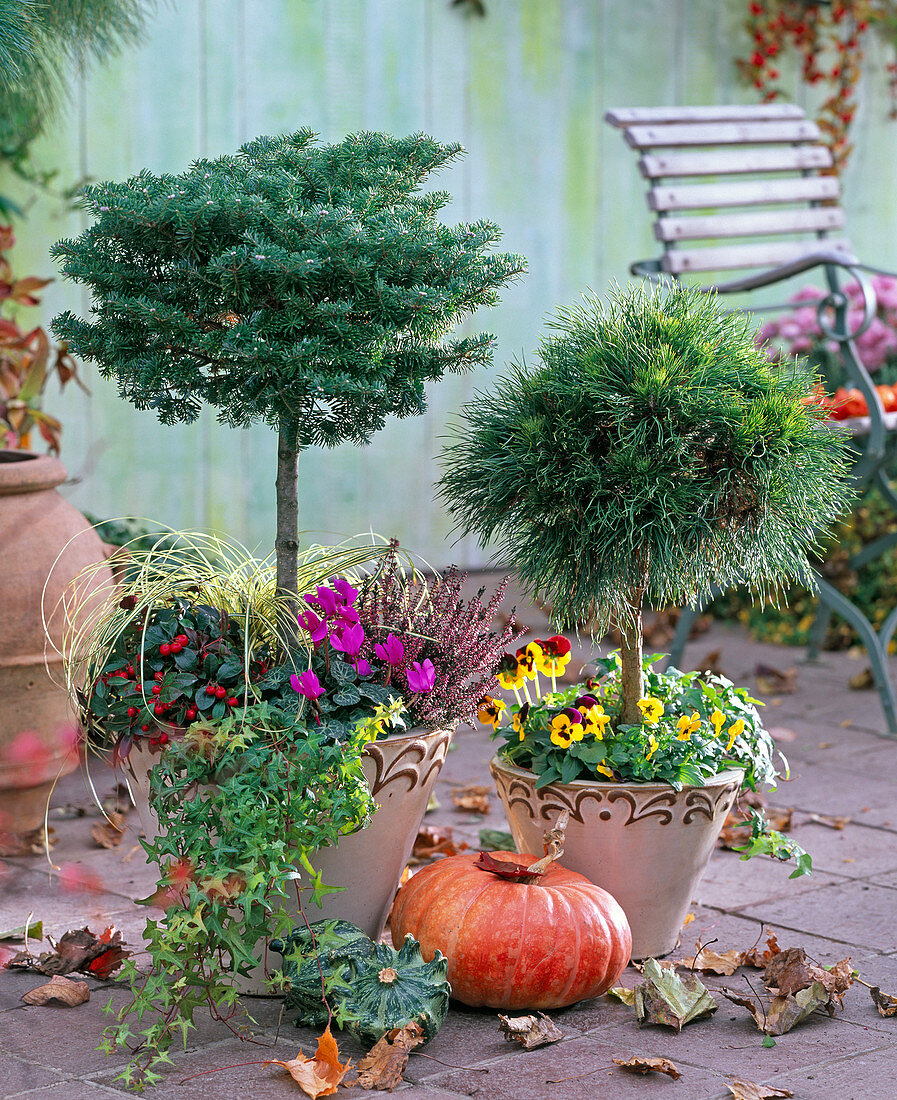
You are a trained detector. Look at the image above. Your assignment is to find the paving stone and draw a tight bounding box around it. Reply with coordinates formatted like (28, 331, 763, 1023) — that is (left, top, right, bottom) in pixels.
(0, 1048, 64, 1094)
(772, 1040, 897, 1099)
(864, 867, 897, 889)
(763, 762, 897, 826)
(6, 1082, 131, 1099)
(695, 851, 843, 911)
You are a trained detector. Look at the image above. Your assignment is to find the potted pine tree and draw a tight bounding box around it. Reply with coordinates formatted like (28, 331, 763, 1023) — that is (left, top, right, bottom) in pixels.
(439, 281, 854, 958)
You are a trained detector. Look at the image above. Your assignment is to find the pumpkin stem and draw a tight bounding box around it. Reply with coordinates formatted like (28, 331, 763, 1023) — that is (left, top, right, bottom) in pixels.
(524, 810, 568, 877)
(378, 967, 399, 984)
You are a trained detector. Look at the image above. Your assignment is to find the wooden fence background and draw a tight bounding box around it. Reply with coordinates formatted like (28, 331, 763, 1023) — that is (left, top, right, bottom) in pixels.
(7, 0, 897, 566)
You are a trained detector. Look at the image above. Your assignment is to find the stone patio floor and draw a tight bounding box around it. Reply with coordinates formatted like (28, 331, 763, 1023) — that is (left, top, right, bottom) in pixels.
(2, 610, 897, 1099)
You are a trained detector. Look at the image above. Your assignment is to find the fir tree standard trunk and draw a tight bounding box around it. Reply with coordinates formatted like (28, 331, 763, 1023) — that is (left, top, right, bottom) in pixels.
(618, 582, 646, 726)
(276, 412, 301, 651)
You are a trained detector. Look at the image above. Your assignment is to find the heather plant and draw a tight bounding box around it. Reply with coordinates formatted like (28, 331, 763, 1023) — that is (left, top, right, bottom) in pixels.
(50, 130, 525, 637)
(440, 281, 855, 726)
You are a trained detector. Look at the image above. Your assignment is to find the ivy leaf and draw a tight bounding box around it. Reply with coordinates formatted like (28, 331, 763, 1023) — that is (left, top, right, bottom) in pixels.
(634, 958, 718, 1031)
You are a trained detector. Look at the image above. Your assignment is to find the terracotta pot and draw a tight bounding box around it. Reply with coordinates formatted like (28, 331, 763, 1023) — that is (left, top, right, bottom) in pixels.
(0, 452, 113, 841)
(125, 723, 456, 990)
(490, 754, 741, 960)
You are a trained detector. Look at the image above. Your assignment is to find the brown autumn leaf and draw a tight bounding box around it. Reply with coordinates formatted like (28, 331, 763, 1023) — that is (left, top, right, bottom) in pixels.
(723, 982, 833, 1036)
(6, 926, 130, 978)
(90, 811, 125, 849)
(266, 1025, 351, 1098)
(754, 663, 798, 695)
(411, 824, 468, 862)
(22, 975, 90, 1007)
(798, 812, 851, 830)
(451, 784, 490, 815)
(696, 647, 726, 677)
(870, 985, 897, 1017)
(674, 945, 744, 976)
(606, 986, 637, 1006)
(764, 947, 853, 1007)
(849, 666, 874, 691)
(613, 1056, 682, 1080)
(498, 1011, 564, 1050)
(741, 932, 781, 969)
(354, 1021, 424, 1091)
(635, 959, 718, 1031)
(727, 1080, 793, 1100)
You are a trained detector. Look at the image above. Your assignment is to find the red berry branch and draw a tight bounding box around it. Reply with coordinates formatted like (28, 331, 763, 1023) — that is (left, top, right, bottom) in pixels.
(736, 1, 897, 172)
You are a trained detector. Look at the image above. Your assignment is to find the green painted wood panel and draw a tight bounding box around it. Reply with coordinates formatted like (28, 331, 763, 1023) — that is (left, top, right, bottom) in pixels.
(5, 0, 897, 566)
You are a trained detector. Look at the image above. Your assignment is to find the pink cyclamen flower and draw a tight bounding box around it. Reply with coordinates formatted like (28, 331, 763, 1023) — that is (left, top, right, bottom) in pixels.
(330, 576, 359, 607)
(406, 659, 436, 693)
(374, 633, 405, 666)
(290, 669, 324, 701)
(297, 607, 329, 644)
(308, 585, 342, 620)
(330, 621, 365, 658)
(353, 658, 373, 677)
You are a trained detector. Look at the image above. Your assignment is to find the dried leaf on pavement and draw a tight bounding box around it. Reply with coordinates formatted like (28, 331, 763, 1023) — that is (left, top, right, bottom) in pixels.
(764, 948, 853, 1008)
(848, 666, 874, 691)
(451, 785, 490, 814)
(22, 975, 90, 1007)
(7, 926, 130, 979)
(741, 932, 781, 968)
(798, 812, 851, 830)
(673, 945, 744, 976)
(354, 1022, 424, 1091)
(634, 958, 718, 1031)
(498, 1011, 564, 1050)
(613, 1056, 681, 1079)
(606, 986, 637, 1006)
(411, 825, 468, 862)
(727, 1080, 793, 1100)
(870, 986, 897, 1017)
(723, 982, 832, 1036)
(90, 811, 125, 849)
(754, 663, 798, 695)
(266, 1025, 351, 1098)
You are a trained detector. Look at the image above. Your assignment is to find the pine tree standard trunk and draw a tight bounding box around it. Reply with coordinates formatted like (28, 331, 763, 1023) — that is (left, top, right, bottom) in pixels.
(276, 412, 301, 650)
(618, 584, 646, 726)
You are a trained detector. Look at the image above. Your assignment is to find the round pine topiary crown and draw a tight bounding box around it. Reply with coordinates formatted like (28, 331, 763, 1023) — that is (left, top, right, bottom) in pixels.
(439, 281, 855, 631)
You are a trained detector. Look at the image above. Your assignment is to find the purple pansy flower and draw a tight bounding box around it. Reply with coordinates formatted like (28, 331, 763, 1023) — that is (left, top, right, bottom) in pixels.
(374, 633, 405, 666)
(290, 669, 324, 701)
(406, 658, 436, 693)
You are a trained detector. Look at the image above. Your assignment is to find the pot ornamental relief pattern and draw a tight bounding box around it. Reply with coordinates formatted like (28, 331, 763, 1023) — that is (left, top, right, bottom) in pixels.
(490, 763, 738, 828)
(367, 726, 454, 797)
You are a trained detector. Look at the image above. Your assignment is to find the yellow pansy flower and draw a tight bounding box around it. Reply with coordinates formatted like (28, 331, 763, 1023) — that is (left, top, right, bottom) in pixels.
(637, 696, 664, 724)
(512, 710, 526, 741)
(476, 695, 506, 729)
(497, 653, 526, 690)
(516, 642, 544, 680)
(710, 708, 726, 738)
(580, 704, 611, 739)
(595, 762, 615, 780)
(726, 718, 745, 751)
(676, 711, 701, 741)
(550, 711, 585, 747)
(645, 733, 659, 761)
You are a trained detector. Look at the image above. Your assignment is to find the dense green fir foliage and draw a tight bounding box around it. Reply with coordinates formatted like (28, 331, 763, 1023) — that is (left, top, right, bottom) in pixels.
(441, 282, 854, 630)
(51, 129, 524, 443)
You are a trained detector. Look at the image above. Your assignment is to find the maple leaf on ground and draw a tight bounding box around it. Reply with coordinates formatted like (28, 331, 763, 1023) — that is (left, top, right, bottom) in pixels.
(764, 948, 853, 1008)
(6, 926, 130, 979)
(606, 986, 637, 1006)
(673, 945, 744, 976)
(613, 1056, 681, 1079)
(723, 983, 831, 1036)
(266, 1025, 351, 1098)
(634, 959, 718, 1031)
(741, 932, 781, 968)
(498, 1012, 564, 1050)
(353, 1021, 425, 1092)
(411, 825, 468, 862)
(870, 986, 897, 1017)
(90, 811, 125, 849)
(21, 975, 90, 1007)
(727, 1079, 793, 1099)
(451, 785, 490, 814)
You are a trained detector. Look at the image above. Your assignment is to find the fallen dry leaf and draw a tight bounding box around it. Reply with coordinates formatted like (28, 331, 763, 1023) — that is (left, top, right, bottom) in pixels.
(727, 1080, 793, 1100)
(411, 825, 468, 862)
(90, 811, 125, 849)
(267, 1025, 351, 1098)
(754, 663, 798, 695)
(674, 945, 744, 976)
(354, 1021, 424, 1091)
(613, 1056, 681, 1080)
(7, 926, 130, 979)
(635, 959, 718, 1031)
(764, 948, 853, 1007)
(870, 985, 897, 1017)
(696, 647, 726, 677)
(451, 785, 490, 815)
(799, 812, 850, 830)
(767, 726, 797, 743)
(606, 986, 637, 1006)
(849, 666, 874, 691)
(723, 982, 832, 1036)
(22, 975, 90, 1007)
(681, 912, 695, 927)
(741, 932, 781, 969)
(498, 1011, 564, 1050)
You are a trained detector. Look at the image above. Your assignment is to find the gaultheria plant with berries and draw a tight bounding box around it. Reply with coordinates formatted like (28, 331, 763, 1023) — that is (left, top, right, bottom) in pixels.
(439, 281, 855, 726)
(50, 129, 525, 638)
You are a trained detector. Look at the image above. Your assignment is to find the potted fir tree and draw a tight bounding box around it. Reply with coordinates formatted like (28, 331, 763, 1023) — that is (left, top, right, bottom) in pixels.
(439, 281, 854, 958)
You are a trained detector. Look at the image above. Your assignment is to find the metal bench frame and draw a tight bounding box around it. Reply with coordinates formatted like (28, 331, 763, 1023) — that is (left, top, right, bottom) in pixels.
(606, 103, 897, 735)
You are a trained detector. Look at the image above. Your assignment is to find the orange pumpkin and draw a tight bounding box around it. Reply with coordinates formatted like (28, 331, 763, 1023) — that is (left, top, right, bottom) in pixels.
(389, 850, 632, 1010)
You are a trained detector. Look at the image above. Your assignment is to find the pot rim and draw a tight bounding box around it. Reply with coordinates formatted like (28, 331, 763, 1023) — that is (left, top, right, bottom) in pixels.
(364, 720, 457, 750)
(490, 752, 744, 793)
(0, 450, 68, 496)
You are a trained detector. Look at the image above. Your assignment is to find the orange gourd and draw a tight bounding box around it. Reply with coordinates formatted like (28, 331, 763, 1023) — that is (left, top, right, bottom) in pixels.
(389, 849, 632, 1010)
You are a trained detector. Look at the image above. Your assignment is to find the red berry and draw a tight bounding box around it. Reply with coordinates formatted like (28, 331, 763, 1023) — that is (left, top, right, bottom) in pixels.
(214, 686, 227, 699)
(151, 684, 162, 696)
(155, 671, 164, 682)
(185, 707, 198, 720)
(170, 641, 183, 654)
(154, 703, 165, 715)
(159, 643, 171, 656)
(158, 732, 170, 746)
(226, 696, 239, 707)
(175, 634, 189, 646)
(127, 665, 135, 677)
(127, 706, 138, 717)
(141, 724, 151, 732)
(205, 684, 217, 696)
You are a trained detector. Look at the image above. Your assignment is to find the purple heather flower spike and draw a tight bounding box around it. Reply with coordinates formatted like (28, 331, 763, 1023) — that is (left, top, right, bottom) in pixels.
(330, 576, 360, 607)
(406, 658, 436, 693)
(297, 607, 329, 644)
(374, 633, 405, 666)
(330, 620, 365, 658)
(290, 669, 324, 701)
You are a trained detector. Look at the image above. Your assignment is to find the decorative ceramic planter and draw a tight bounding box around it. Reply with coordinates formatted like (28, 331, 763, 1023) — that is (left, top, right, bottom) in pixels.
(125, 723, 455, 989)
(490, 755, 741, 960)
(0, 452, 113, 844)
